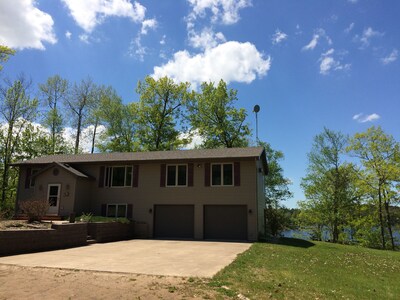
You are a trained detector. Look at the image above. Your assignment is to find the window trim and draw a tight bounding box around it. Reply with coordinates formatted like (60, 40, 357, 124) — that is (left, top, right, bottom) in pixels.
(106, 203, 128, 218)
(104, 166, 133, 188)
(211, 163, 234, 187)
(166, 164, 188, 187)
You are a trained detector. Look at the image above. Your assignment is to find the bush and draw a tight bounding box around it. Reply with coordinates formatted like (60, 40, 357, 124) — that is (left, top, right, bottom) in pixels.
(19, 199, 49, 223)
(78, 213, 130, 224)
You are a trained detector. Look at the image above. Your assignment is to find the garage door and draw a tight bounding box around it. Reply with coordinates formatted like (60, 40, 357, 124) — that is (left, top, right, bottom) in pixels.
(204, 205, 247, 240)
(154, 205, 194, 239)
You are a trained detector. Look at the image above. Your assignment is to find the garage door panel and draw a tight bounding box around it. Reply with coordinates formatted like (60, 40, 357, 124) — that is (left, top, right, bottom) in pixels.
(204, 205, 247, 240)
(154, 205, 194, 239)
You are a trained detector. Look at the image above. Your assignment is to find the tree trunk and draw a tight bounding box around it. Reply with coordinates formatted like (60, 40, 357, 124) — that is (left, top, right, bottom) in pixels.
(378, 185, 386, 249)
(91, 120, 98, 154)
(75, 113, 82, 154)
(383, 190, 395, 250)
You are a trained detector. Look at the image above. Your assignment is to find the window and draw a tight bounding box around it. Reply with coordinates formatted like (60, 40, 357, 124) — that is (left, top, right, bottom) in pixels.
(211, 163, 233, 186)
(29, 168, 40, 187)
(166, 164, 187, 186)
(106, 204, 127, 218)
(104, 166, 132, 187)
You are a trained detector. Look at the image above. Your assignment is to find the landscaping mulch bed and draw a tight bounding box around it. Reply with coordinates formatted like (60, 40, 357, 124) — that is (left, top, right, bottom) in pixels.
(0, 220, 51, 231)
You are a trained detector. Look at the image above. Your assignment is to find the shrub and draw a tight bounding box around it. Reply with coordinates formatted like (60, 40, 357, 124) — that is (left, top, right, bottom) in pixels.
(19, 199, 49, 223)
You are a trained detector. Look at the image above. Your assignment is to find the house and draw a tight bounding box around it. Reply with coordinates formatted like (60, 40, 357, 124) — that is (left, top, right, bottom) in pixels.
(13, 147, 268, 241)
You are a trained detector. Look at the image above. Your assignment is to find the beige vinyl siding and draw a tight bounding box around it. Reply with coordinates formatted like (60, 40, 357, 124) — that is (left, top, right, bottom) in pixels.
(80, 159, 258, 240)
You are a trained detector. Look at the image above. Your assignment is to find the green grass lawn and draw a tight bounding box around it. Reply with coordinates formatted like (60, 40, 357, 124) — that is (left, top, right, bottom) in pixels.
(209, 238, 400, 299)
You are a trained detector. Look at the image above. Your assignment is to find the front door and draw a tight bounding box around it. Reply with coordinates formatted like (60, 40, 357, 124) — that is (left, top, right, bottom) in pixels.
(47, 184, 61, 215)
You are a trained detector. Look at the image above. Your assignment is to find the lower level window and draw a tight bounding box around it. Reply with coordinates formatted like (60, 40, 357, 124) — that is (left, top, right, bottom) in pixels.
(107, 204, 127, 218)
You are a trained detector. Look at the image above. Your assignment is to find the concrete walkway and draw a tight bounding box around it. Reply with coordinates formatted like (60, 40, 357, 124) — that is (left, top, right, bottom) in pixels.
(0, 240, 251, 277)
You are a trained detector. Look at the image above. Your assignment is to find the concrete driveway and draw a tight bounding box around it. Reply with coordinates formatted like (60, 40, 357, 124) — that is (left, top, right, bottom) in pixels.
(0, 240, 251, 277)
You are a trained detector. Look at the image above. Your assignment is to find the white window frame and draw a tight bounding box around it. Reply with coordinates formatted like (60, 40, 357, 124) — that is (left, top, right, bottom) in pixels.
(106, 203, 128, 218)
(211, 163, 234, 187)
(104, 166, 133, 188)
(166, 164, 188, 187)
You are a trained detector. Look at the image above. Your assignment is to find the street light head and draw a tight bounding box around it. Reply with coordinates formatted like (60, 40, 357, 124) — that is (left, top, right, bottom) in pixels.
(253, 104, 260, 113)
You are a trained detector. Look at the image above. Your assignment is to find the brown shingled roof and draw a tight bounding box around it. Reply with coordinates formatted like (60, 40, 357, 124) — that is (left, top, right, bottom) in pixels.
(13, 147, 268, 174)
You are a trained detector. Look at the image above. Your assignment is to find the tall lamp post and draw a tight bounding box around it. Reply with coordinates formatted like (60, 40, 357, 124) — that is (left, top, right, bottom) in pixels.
(253, 105, 260, 145)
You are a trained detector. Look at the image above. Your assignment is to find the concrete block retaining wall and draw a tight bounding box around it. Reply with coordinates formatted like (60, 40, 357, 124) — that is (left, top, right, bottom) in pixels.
(87, 222, 135, 243)
(0, 223, 87, 256)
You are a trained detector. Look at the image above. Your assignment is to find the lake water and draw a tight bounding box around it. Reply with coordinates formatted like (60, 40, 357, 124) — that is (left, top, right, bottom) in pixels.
(282, 229, 400, 245)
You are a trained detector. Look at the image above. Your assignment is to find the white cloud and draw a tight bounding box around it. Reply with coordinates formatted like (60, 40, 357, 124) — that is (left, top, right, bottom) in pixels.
(319, 48, 351, 75)
(302, 28, 331, 51)
(141, 18, 157, 35)
(160, 35, 166, 45)
(302, 34, 319, 51)
(187, 0, 252, 25)
(189, 27, 226, 50)
(79, 34, 90, 44)
(272, 29, 288, 45)
(65, 31, 72, 39)
(381, 49, 398, 65)
(353, 113, 380, 123)
(61, 0, 146, 33)
(356, 27, 384, 48)
(0, 0, 56, 50)
(179, 129, 204, 149)
(128, 35, 147, 61)
(152, 41, 270, 89)
(344, 22, 355, 34)
(128, 18, 157, 61)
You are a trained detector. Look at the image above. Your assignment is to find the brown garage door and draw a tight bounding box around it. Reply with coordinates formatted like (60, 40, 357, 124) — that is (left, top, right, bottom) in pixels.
(204, 205, 247, 240)
(154, 205, 194, 239)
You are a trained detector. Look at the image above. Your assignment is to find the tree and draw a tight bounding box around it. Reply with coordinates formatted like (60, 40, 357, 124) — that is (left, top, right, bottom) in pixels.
(0, 76, 38, 209)
(66, 77, 95, 154)
(260, 141, 293, 237)
(136, 76, 192, 151)
(97, 89, 139, 152)
(347, 126, 400, 250)
(38, 75, 69, 154)
(188, 80, 250, 148)
(0, 45, 15, 71)
(300, 128, 358, 243)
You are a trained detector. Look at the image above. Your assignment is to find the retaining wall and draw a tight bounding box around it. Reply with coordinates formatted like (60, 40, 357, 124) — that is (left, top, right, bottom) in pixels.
(0, 223, 87, 256)
(87, 222, 135, 243)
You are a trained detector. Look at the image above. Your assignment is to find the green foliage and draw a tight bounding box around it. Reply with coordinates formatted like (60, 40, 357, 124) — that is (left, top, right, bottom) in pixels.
(136, 76, 192, 151)
(0, 45, 15, 71)
(78, 213, 130, 224)
(97, 88, 140, 152)
(0, 77, 38, 210)
(19, 199, 49, 223)
(300, 128, 359, 243)
(187, 80, 250, 148)
(347, 126, 400, 250)
(39, 75, 69, 154)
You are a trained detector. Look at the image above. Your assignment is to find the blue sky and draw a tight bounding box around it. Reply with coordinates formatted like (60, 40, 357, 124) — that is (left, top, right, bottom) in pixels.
(1, 0, 399, 208)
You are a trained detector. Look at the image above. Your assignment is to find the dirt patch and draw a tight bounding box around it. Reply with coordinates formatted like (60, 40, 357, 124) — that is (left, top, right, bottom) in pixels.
(0, 220, 51, 231)
(0, 264, 225, 300)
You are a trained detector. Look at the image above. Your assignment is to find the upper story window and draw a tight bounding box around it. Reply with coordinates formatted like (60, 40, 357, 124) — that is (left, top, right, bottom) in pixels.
(166, 164, 187, 187)
(211, 163, 233, 186)
(29, 168, 40, 187)
(105, 166, 132, 187)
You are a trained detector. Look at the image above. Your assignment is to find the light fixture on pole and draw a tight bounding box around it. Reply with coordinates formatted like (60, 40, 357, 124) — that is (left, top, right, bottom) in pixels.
(253, 105, 260, 144)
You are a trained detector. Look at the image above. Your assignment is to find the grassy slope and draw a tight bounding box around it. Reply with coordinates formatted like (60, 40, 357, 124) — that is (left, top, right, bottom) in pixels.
(210, 238, 400, 299)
